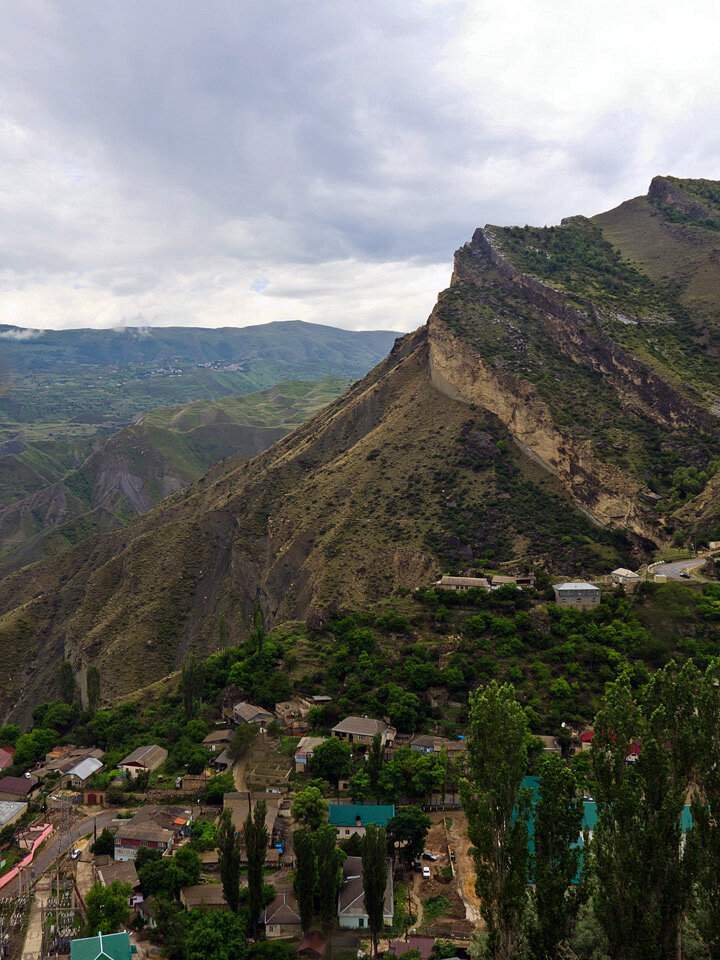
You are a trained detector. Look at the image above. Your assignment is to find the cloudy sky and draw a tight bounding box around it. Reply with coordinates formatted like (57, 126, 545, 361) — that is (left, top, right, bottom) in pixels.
(1, 0, 719, 333)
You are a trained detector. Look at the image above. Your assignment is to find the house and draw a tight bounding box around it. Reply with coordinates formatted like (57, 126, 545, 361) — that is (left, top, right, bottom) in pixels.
(611, 568, 641, 592)
(65, 757, 103, 789)
(180, 884, 228, 910)
(199, 849, 220, 874)
(0, 746, 15, 770)
(233, 702, 274, 729)
(338, 856, 393, 930)
(213, 748, 233, 772)
(263, 886, 302, 938)
(119, 745, 168, 775)
(409, 735, 466, 761)
(294, 736, 326, 773)
(202, 729, 234, 753)
(329, 803, 395, 838)
(331, 717, 395, 748)
(70, 931, 134, 960)
(489, 575, 519, 589)
(98, 860, 140, 894)
(224, 792, 280, 842)
(537, 735, 561, 753)
(113, 818, 174, 861)
(388, 936, 436, 960)
(580, 731, 594, 752)
(297, 931, 327, 959)
(0, 800, 27, 829)
(432, 575, 490, 592)
(552, 582, 601, 610)
(0, 776, 39, 802)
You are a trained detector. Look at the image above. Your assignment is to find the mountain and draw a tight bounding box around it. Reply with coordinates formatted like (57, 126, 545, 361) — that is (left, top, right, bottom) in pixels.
(0, 320, 400, 437)
(0, 378, 350, 577)
(1, 175, 720, 720)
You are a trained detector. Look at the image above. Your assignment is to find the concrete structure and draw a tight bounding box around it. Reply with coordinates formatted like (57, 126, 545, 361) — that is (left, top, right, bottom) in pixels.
(180, 884, 227, 909)
(432, 575, 490, 592)
(263, 886, 301, 937)
(65, 757, 103, 788)
(202, 729, 234, 753)
(331, 716, 395, 748)
(114, 819, 174, 861)
(552, 582, 601, 610)
(119, 745, 168, 775)
(0, 800, 27, 828)
(233, 701, 274, 728)
(338, 856, 393, 929)
(70, 931, 134, 960)
(611, 568, 641, 592)
(329, 803, 395, 838)
(294, 736, 326, 773)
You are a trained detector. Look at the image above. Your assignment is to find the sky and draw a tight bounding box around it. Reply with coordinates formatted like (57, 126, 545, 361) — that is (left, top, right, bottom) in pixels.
(1, 0, 720, 333)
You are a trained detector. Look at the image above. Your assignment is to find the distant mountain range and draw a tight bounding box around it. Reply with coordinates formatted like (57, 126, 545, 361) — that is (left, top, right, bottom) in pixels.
(2, 177, 720, 719)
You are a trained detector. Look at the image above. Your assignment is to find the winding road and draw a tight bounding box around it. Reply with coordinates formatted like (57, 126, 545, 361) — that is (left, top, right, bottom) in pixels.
(651, 557, 708, 581)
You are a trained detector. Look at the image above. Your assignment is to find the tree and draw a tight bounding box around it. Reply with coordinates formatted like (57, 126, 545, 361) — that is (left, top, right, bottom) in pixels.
(316, 823, 346, 936)
(367, 733, 385, 796)
(184, 907, 249, 960)
(531, 753, 585, 959)
(58, 660, 75, 705)
(90, 827, 115, 857)
(86, 665, 101, 713)
(84, 880, 131, 935)
(291, 786, 328, 831)
(591, 664, 699, 960)
(204, 772, 235, 805)
(246, 798, 269, 935)
(181, 653, 205, 721)
(689, 661, 720, 959)
(219, 613, 227, 652)
(217, 809, 243, 913)
(249, 602, 265, 656)
(307, 738, 352, 789)
(387, 806, 431, 867)
(229, 723, 258, 761)
(293, 827, 316, 932)
(362, 824, 388, 957)
(460, 681, 532, 960)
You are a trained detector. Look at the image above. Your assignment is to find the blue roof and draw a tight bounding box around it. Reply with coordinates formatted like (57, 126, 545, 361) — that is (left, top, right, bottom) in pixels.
(70, 932, 133, 960)
(329, 803, 395, 828)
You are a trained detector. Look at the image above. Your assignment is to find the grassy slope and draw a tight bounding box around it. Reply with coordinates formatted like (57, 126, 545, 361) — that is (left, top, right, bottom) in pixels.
(0, 378, 351, 578)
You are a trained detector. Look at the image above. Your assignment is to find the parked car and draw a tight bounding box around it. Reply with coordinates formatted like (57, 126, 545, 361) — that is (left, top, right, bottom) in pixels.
(422, 866, 431, 879)
(71, 849, 81, 860)
(422, 852, 437, 861)
(680, 572, 691, 579)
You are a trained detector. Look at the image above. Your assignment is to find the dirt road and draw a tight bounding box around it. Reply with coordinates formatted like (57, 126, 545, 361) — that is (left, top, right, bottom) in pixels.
(445, 811, 483, 926)
(21, 876, 50, 960)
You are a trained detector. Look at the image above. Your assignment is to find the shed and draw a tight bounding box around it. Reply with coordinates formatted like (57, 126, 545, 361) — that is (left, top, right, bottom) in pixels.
(119, 745, 168, 774)
(180, 884, 227, 910)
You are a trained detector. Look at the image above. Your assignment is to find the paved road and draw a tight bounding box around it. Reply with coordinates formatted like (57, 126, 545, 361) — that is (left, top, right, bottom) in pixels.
(652, 557, 707, 580)
(3, 810, 117, 899)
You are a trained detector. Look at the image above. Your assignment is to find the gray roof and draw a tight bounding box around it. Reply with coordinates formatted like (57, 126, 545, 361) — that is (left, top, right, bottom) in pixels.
(120, 744, 167, 768)
(263, 887, 301, 925)
(434, 576, 490, 588)
(99, 860, 139, 889)
(67, 757, 103, 781)
(554, 582, 600, 592)
(0, 800, 27, 826)
(339, 856, 393, 919)
(233, 702, 273, 722)
(332, 716, 388, 737)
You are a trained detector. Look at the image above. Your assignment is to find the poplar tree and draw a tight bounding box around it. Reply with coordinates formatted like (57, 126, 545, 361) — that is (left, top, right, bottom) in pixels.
(460, 681, 532, 960)
(245, 798, 268, 934)
(316, 823, 346, 936)
(531, 753, 585, 959)
(58, 660, 76, 704)
(293, 827, 316, 932)
(217, 810, 242, 913)
(362, 824, 388, 957)
(86, 665, 101, 713)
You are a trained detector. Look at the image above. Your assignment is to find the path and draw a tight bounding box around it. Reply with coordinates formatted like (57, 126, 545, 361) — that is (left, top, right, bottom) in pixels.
(3, 810, 116, 899)
(652, 557, 707, 581)
(445, 811, 483, 926)
(232, 757, 246, 793)
(21, 876, 50, 960)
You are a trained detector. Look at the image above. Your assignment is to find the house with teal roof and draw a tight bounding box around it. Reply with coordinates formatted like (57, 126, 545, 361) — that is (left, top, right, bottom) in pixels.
(70, 931, 136, 960)
(329, 803, 395, 838)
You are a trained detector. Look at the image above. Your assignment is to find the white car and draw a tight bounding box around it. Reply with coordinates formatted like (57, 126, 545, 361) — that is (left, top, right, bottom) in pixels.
(422, 866, 431, 879)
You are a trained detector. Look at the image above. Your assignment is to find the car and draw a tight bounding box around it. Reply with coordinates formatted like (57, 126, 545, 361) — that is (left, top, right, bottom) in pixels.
(70, 849, 81, 860)
(422, 866, 431, 879)
(680, 572, 691, 579)
(422, 852, 437, 861)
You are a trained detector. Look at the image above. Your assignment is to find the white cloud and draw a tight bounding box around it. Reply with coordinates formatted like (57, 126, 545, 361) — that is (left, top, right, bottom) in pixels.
(0, 1, 718, 332)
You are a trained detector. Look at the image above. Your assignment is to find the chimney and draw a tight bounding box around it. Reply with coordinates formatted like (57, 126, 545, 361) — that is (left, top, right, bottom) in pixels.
(356, 814, 361, 828)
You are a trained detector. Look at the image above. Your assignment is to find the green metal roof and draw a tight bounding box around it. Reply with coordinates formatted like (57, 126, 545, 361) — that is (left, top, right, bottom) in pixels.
(70, 932, 133, 960)
(329, 803, 395, 828)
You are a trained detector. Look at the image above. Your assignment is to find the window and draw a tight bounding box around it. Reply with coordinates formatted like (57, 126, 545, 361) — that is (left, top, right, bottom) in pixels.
(358, 918, 364, 928)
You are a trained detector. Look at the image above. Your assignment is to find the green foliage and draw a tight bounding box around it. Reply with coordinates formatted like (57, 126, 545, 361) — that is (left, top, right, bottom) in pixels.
(307, 739, 352, 788)
(422, 896, 452, 925)
(203, 772, 235, 805)
(58, 660, 76, 705)
(316, 822, 346, 933)
(90, 827, 115, 857)
(291, 786, 328, 831)
(0, 724, 20, 746)
(190, 819, 217, 851)
(387, 806, 431, 867)
(86, 665, 101, 713)
(461, 681, 532, 960)
(184, 907, 248, 960)
(217, 809, 243, 913)
(181, 653, 205, 721)
(12, 726, 58, 767)
(362, 824, 389, 956)
(228, 723, 258, 760)
(245, 799, 269, 933)
(84, 880, 131, 935)
(293, 826, 316, 932)
(136, 846, 201, 899)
